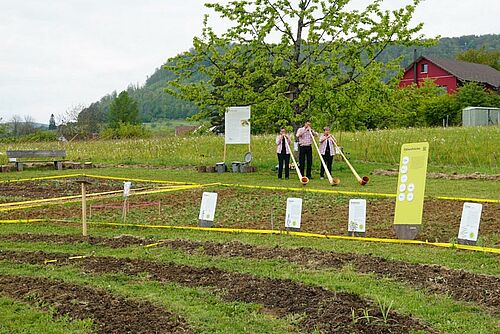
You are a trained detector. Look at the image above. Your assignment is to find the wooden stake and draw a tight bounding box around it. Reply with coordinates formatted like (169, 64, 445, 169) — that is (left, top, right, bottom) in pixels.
(122, 198, 128, 222)
(81, 183, 87, 236)
(223, 143, 227, 162)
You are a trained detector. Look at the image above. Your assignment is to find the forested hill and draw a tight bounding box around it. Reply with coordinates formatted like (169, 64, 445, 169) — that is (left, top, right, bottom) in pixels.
(85, 34, 499, 123)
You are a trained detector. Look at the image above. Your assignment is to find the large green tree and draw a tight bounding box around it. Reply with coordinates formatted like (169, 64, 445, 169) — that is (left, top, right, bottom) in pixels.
(166, 0, 428, 131)
(457, 47, 500, 71)
(108, 91, 140, 128)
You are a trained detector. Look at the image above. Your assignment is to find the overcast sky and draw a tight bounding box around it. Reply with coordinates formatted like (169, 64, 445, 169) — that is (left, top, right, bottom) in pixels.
(1, 0, 499, 123)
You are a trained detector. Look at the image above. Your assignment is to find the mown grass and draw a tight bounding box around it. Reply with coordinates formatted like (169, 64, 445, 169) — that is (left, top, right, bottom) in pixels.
(0, 296, 93, 334)
(0, 126, 499, 172)
(0, 238, 498, 334)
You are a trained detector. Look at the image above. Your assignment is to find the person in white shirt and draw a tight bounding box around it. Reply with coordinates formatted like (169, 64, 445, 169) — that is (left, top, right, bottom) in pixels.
(295, 121, 318, 179)
(276, 128, 292, 179)
(319, 127, 336, 179)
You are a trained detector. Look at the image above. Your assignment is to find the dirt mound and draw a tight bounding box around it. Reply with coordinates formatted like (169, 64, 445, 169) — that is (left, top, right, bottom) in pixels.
(2, 234, 498, 311)
(0, 274, 193, 334)
(0, 178, 154, 202)
(0, 250, 435, 334)
(0, 233, 153, 248)
(156, 239, 500, 311)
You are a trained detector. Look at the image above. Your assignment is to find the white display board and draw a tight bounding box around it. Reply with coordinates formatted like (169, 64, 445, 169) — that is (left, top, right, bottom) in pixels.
(123, 182, 132, 198)
(458, 202, 483, 242)
(348, 199, 366, 233)
(199, 192, 218, 221)
(285, 198, 302, 229)
(225, 106, 251, 144)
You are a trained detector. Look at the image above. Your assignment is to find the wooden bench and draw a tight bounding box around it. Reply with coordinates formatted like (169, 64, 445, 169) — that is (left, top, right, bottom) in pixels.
(7, 150, 66, 171)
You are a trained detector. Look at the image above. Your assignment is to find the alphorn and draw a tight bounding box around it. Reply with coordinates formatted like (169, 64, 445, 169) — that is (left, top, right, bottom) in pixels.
(309, 129, 340, 186)
(331, 139, 369, 186)
(284, 138, 309, 185)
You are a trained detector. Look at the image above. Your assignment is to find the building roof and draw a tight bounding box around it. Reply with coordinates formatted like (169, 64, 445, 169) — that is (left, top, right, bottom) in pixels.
(407, 56, 500, 88)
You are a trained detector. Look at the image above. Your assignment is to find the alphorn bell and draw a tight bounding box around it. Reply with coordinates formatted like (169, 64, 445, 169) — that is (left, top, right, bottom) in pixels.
(284, 138, 309, 185)
(309, 130, 340, 186)
(331, 140, 369, 186)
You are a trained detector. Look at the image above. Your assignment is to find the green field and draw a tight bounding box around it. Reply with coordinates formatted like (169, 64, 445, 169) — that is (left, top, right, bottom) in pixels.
(1, 126, 499, 173)
(0, 126, 498, 333)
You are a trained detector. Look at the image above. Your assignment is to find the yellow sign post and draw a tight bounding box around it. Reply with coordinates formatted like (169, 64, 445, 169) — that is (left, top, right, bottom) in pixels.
(394, 142, 429, 240)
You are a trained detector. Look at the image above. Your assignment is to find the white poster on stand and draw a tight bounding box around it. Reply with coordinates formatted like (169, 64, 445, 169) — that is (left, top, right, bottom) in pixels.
(458, 202, 483, 242)
(123, 182, 132, 198)
(199, 192, 218, 221)
(285, 198, 302, 229)
(348, 199, 366, 233)
(225, 106, 251, 144)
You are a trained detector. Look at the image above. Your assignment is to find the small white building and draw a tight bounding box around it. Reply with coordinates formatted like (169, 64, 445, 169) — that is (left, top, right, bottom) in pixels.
(462, 107, 500, 126)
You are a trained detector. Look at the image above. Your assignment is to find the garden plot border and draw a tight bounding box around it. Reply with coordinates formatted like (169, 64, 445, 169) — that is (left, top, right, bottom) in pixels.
(1, 174, 498, 254)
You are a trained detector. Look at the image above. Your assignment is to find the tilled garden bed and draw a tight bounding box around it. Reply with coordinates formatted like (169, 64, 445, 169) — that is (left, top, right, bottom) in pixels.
(0, 274, 193, 334)
(0, 249, 436, 334)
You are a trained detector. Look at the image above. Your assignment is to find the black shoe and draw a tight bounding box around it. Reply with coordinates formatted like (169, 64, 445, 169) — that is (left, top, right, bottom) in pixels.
(307, 176, 313, 179)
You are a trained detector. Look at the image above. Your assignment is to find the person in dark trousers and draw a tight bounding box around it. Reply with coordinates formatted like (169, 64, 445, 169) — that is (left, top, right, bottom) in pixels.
(276, 128, 291, 179)
(319, 127, 336, 179)
(295, 121, 318, 179)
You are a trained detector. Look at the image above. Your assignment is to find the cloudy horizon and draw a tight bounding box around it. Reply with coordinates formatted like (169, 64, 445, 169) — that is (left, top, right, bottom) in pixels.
(1, 0, 499, 123)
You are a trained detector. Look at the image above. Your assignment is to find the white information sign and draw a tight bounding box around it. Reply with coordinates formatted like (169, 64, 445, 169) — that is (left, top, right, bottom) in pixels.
(199, 192, 218, 221)
(285, 198, 302, 229)
(123, 182, 132, 198)
(348, 199, 366, 233)
(458, 202, 483, 242)
(225, 106, 251, 144)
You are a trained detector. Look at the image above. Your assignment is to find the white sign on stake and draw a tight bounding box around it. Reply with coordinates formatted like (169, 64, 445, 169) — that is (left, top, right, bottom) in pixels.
(285, 198, 302, 230)
(123, 182, 132, 198)
(199, 192, 218, 222)
(225, 106, 251, 144)
(458, 202, 483, 243)
(348, 199, 366, 233)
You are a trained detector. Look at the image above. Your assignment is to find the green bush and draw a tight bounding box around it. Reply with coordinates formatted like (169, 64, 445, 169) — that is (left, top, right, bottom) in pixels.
(0, 130, 57, 143)
(100, 123, 151, 139)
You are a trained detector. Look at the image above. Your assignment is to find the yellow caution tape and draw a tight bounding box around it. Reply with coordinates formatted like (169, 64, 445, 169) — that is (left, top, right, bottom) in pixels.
(2, 173, 497, 203)
(77, 221, 500, 254)
(43, 255, 89, 265)
(431, 195, 499, 204)
(0, 189, 125, 208)
(219, 183, 499, 204)
(0, 184, 216, 212)
(82, 174, 198, 186)
(0, 219, 47, 224)
(220, 183, 396, 198)
(0, 173, 84, 184)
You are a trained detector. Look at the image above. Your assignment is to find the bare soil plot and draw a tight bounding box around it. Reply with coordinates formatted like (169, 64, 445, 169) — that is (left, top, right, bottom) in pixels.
(2, 234, 497, 312)
(0, 275, 193, 334)
(0, 250, 436, 334)
(0, 178, 155, 203)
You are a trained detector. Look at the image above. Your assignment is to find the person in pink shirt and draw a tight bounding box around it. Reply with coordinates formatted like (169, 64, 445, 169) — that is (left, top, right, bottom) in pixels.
(319, 127, 337, 179)
(276, 128, 292, 179)
(295, 121, 318, 179)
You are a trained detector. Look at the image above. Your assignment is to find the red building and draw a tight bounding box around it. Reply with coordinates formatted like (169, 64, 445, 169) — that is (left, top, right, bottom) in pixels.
(399, 56, 500, 94)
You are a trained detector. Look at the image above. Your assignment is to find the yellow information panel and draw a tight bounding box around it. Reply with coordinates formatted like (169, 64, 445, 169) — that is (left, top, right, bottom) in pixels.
(394, 142, 429, 226)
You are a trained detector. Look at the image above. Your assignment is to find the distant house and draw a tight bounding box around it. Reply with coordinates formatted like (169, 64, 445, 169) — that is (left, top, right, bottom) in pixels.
(399, 56, 500, 94)
(175, 125, 197, 136)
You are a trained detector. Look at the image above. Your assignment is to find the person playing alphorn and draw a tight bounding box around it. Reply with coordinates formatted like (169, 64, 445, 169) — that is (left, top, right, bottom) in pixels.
(319, 127, 337, 180)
